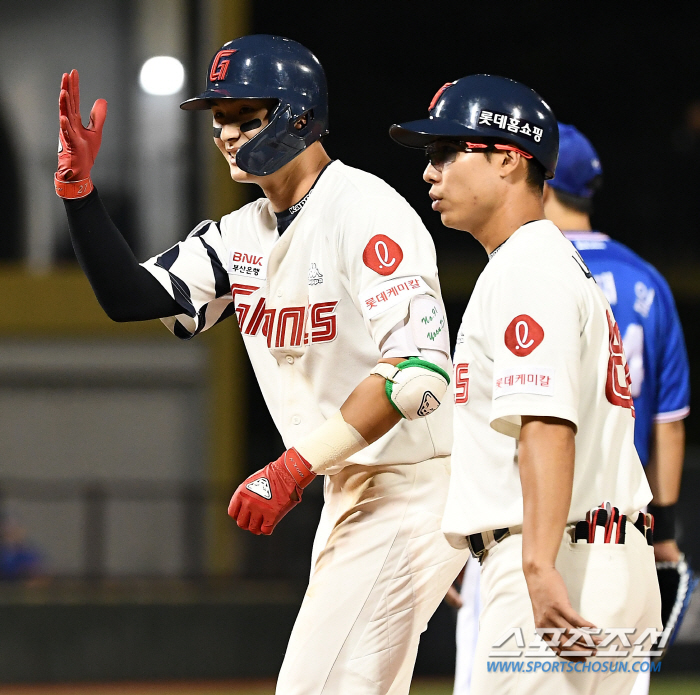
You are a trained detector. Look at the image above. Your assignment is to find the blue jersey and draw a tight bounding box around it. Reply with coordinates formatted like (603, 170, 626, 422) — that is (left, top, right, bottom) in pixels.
(565, 232, 691, 465)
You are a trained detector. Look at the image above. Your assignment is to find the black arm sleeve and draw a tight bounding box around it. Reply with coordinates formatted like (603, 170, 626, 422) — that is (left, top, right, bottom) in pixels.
(64, 189, 182, 322)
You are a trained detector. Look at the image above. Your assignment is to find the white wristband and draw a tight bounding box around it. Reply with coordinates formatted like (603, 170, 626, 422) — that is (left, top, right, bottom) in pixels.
(294, 411, 368, 475)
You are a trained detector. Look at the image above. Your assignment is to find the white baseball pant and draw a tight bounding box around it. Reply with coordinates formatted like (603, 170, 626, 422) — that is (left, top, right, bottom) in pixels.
(275, 456, 469, 695)
(453, 556, 481, 695)
(471, 522, 661, 695)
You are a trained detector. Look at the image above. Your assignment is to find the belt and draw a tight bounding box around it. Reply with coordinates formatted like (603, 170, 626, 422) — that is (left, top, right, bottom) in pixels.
(467, 525, 522, 562)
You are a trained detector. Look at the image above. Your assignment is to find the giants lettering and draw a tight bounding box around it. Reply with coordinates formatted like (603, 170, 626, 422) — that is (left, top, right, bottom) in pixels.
(605, 310, 635, 414)
(454, 363, 469, 404)
(236, 296, 339, 348)
(277, 307, 305, 348)
(231, 283, 258, 329)
(310, 302, 337, 342)
(209, 49, 237, 82)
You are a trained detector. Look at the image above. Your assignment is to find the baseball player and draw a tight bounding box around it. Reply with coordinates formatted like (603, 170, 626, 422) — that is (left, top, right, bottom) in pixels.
(447, 121, 696, 695)
(390, 75, 661, 694)
(54, 35, 467, 694)
(544, 123, 695, 693)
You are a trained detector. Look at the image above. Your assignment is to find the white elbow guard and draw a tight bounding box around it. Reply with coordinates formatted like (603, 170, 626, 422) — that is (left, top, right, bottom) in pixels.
(370, 358, 450, 420)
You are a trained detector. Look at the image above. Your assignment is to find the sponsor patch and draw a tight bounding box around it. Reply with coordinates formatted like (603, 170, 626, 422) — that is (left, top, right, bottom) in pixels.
(359, 275, 427, 319)
(362, 235, 404, 276)
(478, 110, 544, 142)
(504, 315, 544, 357)
(246, 477, 272, 500)
(494, 367, 554, 398)
(228, 249, 267, 280)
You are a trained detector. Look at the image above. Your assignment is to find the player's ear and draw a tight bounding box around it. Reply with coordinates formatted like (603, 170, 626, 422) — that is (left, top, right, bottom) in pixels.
(499, 150, 524, 179)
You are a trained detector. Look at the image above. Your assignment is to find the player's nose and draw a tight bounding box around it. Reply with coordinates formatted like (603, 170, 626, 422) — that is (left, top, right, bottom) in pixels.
(423, 162, 440, 184)
(220, 122, 242, 142)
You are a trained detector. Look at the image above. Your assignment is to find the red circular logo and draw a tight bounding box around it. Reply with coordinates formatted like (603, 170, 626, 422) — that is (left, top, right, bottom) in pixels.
(504, 315, 544, 357)
(362, 235, 404, 276)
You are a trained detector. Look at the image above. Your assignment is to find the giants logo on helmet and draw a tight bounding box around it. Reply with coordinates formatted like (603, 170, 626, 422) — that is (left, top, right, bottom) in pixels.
(429, 82, 455, 111)
(362, 235, 404, 276)
(210, 49, 237, 82)
(230, 284, 338, 348)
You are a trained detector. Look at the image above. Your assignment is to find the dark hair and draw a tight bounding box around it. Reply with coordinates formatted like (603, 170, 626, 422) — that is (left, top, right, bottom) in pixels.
(526, 159, 546, 193)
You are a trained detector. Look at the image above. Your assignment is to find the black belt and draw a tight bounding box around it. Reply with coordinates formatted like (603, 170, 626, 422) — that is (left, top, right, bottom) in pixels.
(467, 525, 522, 562)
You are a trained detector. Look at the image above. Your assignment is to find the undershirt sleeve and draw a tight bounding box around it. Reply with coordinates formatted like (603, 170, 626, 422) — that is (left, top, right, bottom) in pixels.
(63, 189, 182, 321)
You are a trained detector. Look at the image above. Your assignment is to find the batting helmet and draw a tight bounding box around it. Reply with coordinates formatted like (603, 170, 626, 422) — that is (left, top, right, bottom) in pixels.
(390, 74, 558, 179)
(181, 34, 328, 176)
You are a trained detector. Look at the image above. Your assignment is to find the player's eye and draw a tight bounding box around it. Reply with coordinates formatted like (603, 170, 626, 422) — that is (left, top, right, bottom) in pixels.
(426, 146, 461, 171)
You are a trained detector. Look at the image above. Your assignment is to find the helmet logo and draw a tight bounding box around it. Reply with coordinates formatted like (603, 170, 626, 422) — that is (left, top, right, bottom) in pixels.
(209, 49, 238, 82)
(429, 82, 455, 112)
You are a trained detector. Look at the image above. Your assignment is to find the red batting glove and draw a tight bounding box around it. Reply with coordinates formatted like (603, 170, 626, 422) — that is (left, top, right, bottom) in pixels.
(55, 69, 107, 199)
(228, 448, 316, 536)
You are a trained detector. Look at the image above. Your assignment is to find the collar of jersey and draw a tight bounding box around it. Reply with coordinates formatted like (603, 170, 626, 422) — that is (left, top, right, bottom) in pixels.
(488, 219, 559, 261)
(274, 160, 336, 235)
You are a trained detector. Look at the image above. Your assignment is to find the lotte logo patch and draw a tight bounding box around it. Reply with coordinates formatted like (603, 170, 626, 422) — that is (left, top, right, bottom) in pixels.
(362, 235, 404, 276)
(504, 315, 544, 357)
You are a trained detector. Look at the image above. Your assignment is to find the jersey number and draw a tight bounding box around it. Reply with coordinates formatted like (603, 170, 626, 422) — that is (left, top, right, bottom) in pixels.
(605, 310, 635, 414)
(454, 363, 469, 404)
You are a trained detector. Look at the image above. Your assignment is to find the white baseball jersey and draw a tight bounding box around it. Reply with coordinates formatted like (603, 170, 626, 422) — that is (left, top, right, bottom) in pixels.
(443, 220, 652, 544)
(141, 160, 452, 467)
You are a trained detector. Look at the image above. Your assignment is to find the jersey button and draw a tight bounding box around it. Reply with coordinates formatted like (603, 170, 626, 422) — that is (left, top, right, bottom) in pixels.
(286, 355, 294, 364)
(292, 416, 301, 425)
(277, 289, 283, 297)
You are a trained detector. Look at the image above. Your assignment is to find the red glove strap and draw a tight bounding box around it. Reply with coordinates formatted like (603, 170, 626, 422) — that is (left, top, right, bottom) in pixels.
(284, 448, 316, 489)
(55, 175, 93, 199)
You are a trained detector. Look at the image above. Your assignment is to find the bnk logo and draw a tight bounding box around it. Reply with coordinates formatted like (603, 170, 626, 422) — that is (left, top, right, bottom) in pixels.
(210, 49, 237, 82)
(232, 251, 263, 267)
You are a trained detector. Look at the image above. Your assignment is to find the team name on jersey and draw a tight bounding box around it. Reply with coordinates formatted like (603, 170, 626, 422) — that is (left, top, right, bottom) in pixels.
(228, 249, 267, 280)
(231, 283, 338, 348)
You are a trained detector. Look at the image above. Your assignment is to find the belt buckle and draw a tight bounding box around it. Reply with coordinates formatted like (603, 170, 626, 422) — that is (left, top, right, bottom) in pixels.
(467, 527, 511, 563)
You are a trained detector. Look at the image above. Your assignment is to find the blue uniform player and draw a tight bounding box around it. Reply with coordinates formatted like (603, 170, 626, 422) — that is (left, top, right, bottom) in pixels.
(544, 123, 696, 692)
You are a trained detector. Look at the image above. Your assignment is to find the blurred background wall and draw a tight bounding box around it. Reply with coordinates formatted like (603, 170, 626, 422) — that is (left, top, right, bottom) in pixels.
(0, 0, 699, 683)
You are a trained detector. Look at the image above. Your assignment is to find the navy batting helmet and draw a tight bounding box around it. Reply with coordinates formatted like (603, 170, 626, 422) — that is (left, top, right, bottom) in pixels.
(390, 75, 558, 179)
(181, 35, 328, 176)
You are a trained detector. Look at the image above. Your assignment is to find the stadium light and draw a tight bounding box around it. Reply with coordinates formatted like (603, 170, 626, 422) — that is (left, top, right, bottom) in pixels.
(139, 56, 185, 96)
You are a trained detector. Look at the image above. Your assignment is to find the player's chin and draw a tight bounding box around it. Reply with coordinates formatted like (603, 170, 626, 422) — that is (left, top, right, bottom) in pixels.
(438, 209, 462, 231)
(229, 162, 260, 184)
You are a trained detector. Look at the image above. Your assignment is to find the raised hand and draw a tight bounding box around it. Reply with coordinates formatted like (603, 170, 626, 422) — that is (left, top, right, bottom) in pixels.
(55, 69, 107, 198)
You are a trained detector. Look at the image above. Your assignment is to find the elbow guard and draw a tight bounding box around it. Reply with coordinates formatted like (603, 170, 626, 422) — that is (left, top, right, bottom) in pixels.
(370, 357, 450, 420)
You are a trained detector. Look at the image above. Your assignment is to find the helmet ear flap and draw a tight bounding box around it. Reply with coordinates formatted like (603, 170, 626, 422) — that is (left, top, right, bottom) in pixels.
(291, 110, 314, 135)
